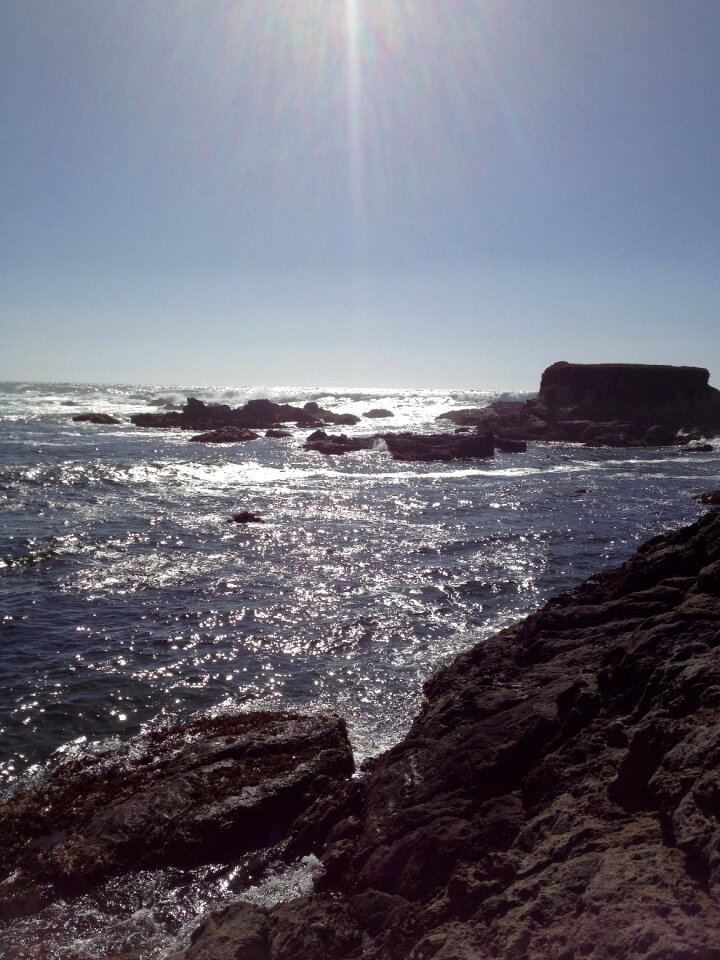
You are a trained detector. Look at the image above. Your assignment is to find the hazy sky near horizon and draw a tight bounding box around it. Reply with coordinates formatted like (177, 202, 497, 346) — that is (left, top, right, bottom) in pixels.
(1, 0, 719, 390)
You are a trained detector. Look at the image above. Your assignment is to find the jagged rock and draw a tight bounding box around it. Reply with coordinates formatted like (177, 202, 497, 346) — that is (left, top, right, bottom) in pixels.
(439, 363, 720, 446)
(363, 409, 394, 419)
(229, 511, 264, 524)
(694, 490, 720, 505)
(72, 413, 122, 425)
(189, 427, 260, 443)
(131, 398, 358, 431)
(0, 712, 353, 923)
(172, 510, 720, 959)
(303, 402, 360, 426)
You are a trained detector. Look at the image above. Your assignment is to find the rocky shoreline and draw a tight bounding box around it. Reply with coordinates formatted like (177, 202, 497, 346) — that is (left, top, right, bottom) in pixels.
(1, 499, 718, 958)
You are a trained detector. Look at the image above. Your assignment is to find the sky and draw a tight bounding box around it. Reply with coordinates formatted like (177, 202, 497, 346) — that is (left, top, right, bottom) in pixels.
(1, 0, 719, 390)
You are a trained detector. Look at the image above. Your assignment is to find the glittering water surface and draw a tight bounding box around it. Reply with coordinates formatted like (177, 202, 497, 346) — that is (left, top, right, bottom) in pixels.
(1, 380, 718, 958)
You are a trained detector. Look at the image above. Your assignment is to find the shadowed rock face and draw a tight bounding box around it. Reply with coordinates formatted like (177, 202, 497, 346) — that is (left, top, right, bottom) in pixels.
(439, 363, 720, 446)
(0, 712, 353, 923)
(538, 361, 720, 425)
(173, 510, 720, 960)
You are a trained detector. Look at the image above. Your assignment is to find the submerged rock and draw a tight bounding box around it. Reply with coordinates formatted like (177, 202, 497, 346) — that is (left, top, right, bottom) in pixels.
(189, 427, 260, 443)
(229, 511, 264, 524)
(0, 712, 353, 922)
(72, 413, 122, 425)
(362, 409, 394, 419)
(173, 509, 720, 959)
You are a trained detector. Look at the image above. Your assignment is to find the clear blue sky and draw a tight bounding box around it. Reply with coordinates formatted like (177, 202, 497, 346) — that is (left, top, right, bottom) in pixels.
(1, 0, 719, 389)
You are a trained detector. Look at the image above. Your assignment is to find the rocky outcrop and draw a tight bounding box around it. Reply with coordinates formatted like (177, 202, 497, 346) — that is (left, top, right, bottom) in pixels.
(0, 712, 353, 923)
(131, 398, 359, 432)
(440, 363, 720, 446)
(694, 490, 720, 506)
(304, 431, 496, 461)
(174, 509, 720, 960)
(72, 413, 122, 424)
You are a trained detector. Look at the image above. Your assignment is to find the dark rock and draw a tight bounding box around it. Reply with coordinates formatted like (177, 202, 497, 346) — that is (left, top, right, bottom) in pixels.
(229, 511, 264, 524)
(439, 363, 720, 446)
(683, 443, 715, 452)
(304, 431, 375, 455)
(131, 397, 359, 432)
(303, 402, 360, 426)
(173, 510, 720, 959)
(383, 431, 494, 461)
(644, 424, 679, 445)
(362, 409, 394, 419)
(265, 429, 293, 438)
(494, 436, 527, 453)
(189, 427, 260, 443)
(0, 712, 353, 922)
(694, 490, 720, 506)
(72, 413, 122, 425)
(303, 431, 496, 461)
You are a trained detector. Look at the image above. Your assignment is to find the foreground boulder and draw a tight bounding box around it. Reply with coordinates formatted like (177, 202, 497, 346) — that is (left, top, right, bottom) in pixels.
(0, 712, 353, 922)
(175, 509, 720, 959)
(131, 397, 359, 431)
(440, 362, 720, 446)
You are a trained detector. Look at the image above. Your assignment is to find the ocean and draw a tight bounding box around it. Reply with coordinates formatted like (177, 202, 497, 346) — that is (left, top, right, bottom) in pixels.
(1, 379, 717, 958)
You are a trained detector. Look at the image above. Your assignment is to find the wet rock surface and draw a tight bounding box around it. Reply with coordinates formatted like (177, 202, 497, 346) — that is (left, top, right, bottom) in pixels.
(440, 362, 720, 446)
(174, 510, 720, 959)
(0, 712, 353, 923)
(304, 431, 495, 461)
(189, 427, 260, 443)
(363, 409, 394, 419)
(229, 511, 264, 524)
(72, 413, 122, 424)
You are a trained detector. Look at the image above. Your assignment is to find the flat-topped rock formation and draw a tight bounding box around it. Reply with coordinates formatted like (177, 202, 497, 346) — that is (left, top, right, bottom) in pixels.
(169, 507, 720, 960)
(131, 397, 360, 431)
(440, 362, 720, 446)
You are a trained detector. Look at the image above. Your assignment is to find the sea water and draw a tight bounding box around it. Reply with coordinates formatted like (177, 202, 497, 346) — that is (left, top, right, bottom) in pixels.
(1, 379, 717, 957)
